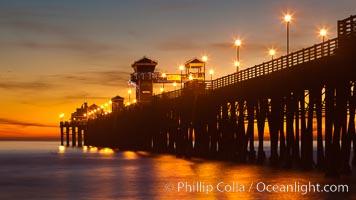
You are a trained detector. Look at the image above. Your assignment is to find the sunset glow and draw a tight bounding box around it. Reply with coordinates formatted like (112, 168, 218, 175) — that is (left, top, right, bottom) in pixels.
(0, 1, 353, 140)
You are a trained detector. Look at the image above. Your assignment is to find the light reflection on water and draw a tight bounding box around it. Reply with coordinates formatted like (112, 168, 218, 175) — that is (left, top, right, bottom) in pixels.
(0, 141, 354, 200)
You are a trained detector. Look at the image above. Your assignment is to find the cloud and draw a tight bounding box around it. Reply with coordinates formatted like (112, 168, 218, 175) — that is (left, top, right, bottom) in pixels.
(1, 66, 131, 88)
(15, 39, 115, 58)
(0, 118, 57, 128)
(208, 42, 231, 49)
(156, 38, 232, 51)
(57, 69, 131, 87)
(63, 93, 113, 100)
(156, 2, 203, 11)
(156, 39, 269, 53)
(156, 39, 202, 51)
(0, 6, 125, 60)
(0, 79, 55, 91)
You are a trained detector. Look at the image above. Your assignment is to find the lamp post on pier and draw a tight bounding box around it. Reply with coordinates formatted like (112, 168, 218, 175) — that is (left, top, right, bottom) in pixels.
(179, 65, 184, 89)
(209, 69, 214, 82)
(320, 28, 327, 43)
(202, 55, 208, 81)
(234, 39, 241, 72)
(284, 14, 292, 54)
(128, 89, 132, 104)
(269, 48, 276, 60)
(161, 72, 166, 92)
(319, 28, 327, 56)
(234, 61, 240, 72)
(59, 113, 64, 122)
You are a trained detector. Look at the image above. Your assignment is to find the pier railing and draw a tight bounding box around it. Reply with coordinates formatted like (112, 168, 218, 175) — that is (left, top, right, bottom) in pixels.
(152, 15, 356, 99)
(153, 38, 338, 100)
(153, 89, 182, 100)
(338, 15, 356, 38)
(212, 38, 338, 90)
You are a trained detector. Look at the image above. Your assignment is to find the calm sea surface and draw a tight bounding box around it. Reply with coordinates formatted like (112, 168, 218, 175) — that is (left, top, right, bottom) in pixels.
(0, 141, 355, 200)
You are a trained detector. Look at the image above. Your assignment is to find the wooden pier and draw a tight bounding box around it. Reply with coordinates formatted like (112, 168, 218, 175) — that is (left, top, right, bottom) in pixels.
(60, 121, 87, 147)
(62, 15, 356, 176)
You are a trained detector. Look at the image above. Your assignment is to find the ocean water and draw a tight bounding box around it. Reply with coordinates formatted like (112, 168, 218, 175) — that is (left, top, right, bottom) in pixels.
(0, 141, 355, 200)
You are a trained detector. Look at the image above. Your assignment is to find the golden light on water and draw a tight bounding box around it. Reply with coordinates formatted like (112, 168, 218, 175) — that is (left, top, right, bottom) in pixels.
(123, 151, 137, 160)
(58, 145, 65, 153)
(99, 148, 114, 154)
(89, 146, 98, 153)
(82, 146, 88, 152)
(136, 151, 150, 156)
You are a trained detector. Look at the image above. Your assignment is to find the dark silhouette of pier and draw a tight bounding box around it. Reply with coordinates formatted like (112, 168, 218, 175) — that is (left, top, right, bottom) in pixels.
(61, 15, 356, 176)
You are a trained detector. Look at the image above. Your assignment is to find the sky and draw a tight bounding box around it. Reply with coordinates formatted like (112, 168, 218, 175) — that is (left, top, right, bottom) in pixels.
(0, 0, 355, 140)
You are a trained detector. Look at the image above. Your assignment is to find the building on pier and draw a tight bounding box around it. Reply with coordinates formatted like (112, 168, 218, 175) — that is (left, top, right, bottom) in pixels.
(130, 57, 158, 103)
(71, 102, 88, 121)
(111, 96, 125, 113)
(184, 58, 205, 81)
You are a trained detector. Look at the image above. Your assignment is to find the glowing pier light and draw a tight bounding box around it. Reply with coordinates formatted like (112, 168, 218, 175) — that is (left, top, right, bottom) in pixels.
(284, 14, 292, 22)
(320, 28, 327, 42)
(59, 113, 64, 121)
(269, 48, 276, 60)
(234, 39, 241, 47)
